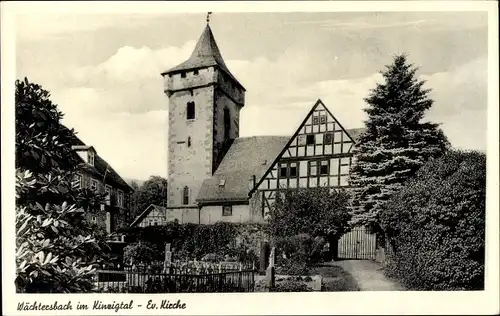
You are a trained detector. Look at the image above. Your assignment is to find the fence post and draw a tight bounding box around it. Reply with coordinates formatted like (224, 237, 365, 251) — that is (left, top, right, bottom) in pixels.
(164, 243, 172, 274)
(265, 247, 276, 291)
(259, 241, 270, 276)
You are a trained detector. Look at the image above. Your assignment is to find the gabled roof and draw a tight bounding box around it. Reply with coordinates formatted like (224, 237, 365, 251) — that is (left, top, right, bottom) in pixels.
(196, 136, 289, 203)
(161, 24, 245, 91)
(345, 127, 365, 143)
(71, 145, 95, 151)
(64, 126, 133, 192)
(129, 204, 167, 227)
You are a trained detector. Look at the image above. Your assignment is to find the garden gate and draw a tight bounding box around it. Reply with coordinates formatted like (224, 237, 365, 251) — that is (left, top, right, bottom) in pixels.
(337, 227, 377, 260)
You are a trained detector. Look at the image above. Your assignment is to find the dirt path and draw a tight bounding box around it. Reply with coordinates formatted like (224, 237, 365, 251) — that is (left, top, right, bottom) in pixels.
(330, 260, 406, 291)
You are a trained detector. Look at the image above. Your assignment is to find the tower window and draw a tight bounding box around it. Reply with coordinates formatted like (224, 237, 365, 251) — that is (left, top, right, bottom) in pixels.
(224, 108, 230, 140)
(187, 102, 195, 120)
(187, 137, 191, 147)
(183, 186, 189, 205)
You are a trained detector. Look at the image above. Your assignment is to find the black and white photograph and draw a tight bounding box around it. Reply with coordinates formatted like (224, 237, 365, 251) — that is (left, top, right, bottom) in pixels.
(2, 1, 499, 315)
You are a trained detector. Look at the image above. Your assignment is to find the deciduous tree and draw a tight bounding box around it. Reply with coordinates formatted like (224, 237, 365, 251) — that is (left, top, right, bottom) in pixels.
(15, 78, 108, 293)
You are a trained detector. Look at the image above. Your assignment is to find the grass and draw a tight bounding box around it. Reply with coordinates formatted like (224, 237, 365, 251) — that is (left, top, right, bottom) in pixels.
(309, 264, 360, 291)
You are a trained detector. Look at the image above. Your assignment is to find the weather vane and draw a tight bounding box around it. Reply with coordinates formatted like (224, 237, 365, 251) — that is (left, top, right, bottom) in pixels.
(206, 12, 212, 24)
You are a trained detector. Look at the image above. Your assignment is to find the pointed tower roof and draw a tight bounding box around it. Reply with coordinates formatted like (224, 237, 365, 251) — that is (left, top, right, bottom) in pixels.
(161, 24, 245, 90)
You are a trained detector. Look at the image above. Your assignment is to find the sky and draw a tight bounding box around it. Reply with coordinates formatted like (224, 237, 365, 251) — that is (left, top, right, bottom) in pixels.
(15, 11, 489, 181)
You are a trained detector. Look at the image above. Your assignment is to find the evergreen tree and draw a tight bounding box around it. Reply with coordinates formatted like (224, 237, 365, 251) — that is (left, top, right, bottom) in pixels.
(349, 54, 449, 232)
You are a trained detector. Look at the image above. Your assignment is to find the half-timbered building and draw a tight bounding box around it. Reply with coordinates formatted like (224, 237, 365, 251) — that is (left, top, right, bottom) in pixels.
(131, 22, 364, 227)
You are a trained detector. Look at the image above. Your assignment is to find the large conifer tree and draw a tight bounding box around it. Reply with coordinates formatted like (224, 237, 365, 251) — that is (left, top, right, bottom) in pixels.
(349, 54, 449, 232)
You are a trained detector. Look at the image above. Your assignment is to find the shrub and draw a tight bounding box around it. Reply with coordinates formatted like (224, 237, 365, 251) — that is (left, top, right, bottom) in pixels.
(272, 279, 312, 292)
(122, 222, 266, 264)
(276, 259, 309, 276)
(15, 78, 108, 293)
(380, 150, 486, 290)
(275, 234, 327, 267)
(269, 187, 351, 239)
(123, 242, 162, 265)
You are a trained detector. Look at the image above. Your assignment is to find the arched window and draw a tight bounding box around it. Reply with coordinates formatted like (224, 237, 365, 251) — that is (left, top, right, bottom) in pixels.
(224, 107, 230, 140)
(182, 186, 189, 205)
(187, 102, 195, 120)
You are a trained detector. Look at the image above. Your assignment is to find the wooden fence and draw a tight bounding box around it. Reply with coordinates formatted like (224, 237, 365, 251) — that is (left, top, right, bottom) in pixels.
(337, 227, 377, 260)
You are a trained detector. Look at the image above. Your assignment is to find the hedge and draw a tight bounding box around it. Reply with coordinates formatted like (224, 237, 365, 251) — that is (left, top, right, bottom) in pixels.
(121, 222, 267, 264)
(380, 150, 486, 290)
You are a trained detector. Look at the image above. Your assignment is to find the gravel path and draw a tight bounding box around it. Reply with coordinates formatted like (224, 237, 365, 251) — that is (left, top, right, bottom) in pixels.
(330, 260, 406, 291)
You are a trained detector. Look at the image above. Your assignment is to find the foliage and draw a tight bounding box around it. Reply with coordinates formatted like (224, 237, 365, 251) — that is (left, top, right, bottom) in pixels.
(272, 278, 313, 292)
(349, 54, 449, 232)
(275, 234, 326, 267)
(380, 150, 485, 290)
(276, 259, 309, 276)
(121, 221, 266, 264)
(15, 78, 108, 293)
(123, 242, 162, 265)
(129, 176, 168, 220)
(269, 187, 351, 239)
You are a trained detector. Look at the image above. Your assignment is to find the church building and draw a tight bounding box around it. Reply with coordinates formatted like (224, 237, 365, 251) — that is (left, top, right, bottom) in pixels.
(131, 22, 364, 227)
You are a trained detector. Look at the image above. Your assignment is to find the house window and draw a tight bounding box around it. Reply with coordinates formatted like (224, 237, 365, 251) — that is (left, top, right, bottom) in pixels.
(312, 116, 319, 125)
(193, 69, 199, 75)
(297, 135, 307, 146)
(289, 163, 298, 177)
(181, 72, 186, 78)
(320, 115, 327, 124)
(105, 185, 112, 205)
(306, 135, 315, 145)
(320, 160, 329, 175)
(152, 220, 158, 226)
(91, 216, 97, 223)
(117, 190, 124, 207)
(88, 151, 95, 166)
(222, 205, 232, 216)
(324, 132, 333, 144)
(72, 173, 82, 189)
(309, 161, 317, 176)
(187, 102, 195, 120)
(280, 165, 288, 177)
(90, 179, 99, 191)
(183, 186, 189, 205)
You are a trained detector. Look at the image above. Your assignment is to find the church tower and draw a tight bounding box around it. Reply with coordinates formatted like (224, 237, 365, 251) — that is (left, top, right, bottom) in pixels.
(161, 21, 245, 208)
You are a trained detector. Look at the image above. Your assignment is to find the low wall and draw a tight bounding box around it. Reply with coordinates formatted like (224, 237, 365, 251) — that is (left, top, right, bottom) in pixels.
(165, 207, 199, 224)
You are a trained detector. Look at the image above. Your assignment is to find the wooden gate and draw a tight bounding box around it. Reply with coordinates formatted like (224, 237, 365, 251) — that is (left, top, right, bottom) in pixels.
(337, 227, 376, 260)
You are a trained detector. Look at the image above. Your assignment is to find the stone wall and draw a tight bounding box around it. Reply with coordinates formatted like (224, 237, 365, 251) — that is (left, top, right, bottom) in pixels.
(167, 85, 214, 207)
(166, 66, 246, 209)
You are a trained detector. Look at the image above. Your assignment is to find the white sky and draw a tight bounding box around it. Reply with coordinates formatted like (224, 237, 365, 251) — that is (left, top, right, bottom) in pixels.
(14, 11, 488, 181)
